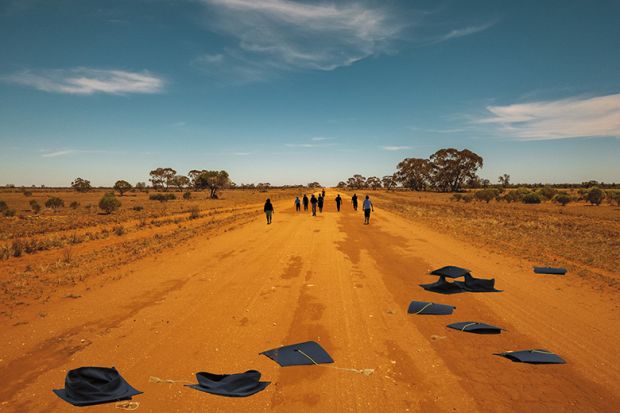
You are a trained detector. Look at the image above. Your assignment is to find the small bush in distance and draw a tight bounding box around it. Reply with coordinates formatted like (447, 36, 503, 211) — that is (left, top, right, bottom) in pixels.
(608, 191, 620, 206)
(45, 197, 64, 211)
(29, 200, 41, 214)
(188, 205, 200, 220)
(452, 193, 462, 202)
(552, 193, 571, 206)
(99, 193, 121, 214)
(113, 225, 125, 236)
(183, 191, 192, 200)
(537, 186, 557, 201)
(23, 191, 32, 197)
(114, 180, 132, 196)
(474, 188, 499, 203)
(522, 192, 542, 204)
(0, 200, 8, 212)
(132, 205, 144, 212)
(149, 193, 176, 202)
(69, 201, 80, 209)
(586, 187, 604, 205)
(3, 209, 16, 217)
(462, 194, 473, 203)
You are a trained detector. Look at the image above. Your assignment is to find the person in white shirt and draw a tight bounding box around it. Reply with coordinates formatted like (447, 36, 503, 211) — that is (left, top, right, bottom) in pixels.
(363, 195, 374, 224)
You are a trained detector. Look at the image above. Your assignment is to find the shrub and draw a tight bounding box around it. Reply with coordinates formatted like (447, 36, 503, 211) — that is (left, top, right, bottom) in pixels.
(552, 193, 571, 206)
(608, 191, 620, 206)
(99, 194, 121, 214)
(537, 186, 557, 201)
(69, 201, 80, 209)
(474, 188, 500, 203)
(113, 225, 125, 236)
(45, 197, 64, 210)
(29, 200, 41, 214)
(3, 209, 16, 217)
(586, 187, 604, 205)
(0, 200, 7, 212)
(12, 239, 23, 257)
(462, 194, 473, 203)
(188, 206, 200, 220)
(149, 193, 176, 202)
(183, 191, 192, 200)
(522, 192, 542, 204)
(452, 193, 462, 202)
(132, 205, 144, 212)
(23, 191, 32, 197)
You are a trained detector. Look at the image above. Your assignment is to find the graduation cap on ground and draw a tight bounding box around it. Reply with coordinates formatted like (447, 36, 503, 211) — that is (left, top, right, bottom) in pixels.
(429, 266, 471, 279)
(407, 300, 455, 315)
(495, 349, 566, 364)
(447, 321, 503, 334)
(53, 367, 142, 407)
(454, 274, 502, 292)
(260, 341, 334, 366)
(420, 276, 465, 294)
(186, 370, 270, 397)
(534, 267, 567, 275)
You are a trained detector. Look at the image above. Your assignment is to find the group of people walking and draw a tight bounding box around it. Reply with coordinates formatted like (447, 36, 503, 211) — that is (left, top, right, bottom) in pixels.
(264, 190, 374, 225)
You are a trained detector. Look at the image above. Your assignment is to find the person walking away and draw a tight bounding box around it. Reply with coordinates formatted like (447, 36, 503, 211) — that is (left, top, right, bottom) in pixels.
(335, 194, 342, 212)
(321, 189, 326, 199)
(317, 194, 324, 213)
(264, 198, 274, 224)
(363, 195, 374, 225)
(295, 196, 301, 212)
(310, 194, 318, 216)
(352, 193, 358, 211)
(302, 194, 309, 211)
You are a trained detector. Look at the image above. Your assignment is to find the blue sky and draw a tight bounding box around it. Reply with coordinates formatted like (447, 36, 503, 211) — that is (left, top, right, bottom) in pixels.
(1, 0, 619, 187)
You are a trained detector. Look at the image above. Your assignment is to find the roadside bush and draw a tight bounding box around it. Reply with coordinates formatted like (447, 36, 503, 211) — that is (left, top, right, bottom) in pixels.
(23, 191, 32, 197)
(188, 205, 200, 220)
(522, 192, 542, 204)
(3, 209, 16, 217)
(452, 193, 463, 202)
(586, 187, 604, 205)
(113, 225, 125, 236)
(608, 191, 620, 206)
(0, 200, 7, 212)
(132, 205, 144, 212)
(29, 200, 41, 214)
(537, 186, 557, 201)
(99, 193, 121, 214)
(462, 194, 473, 203)
(12, 239, 23, 257)
(552, 193, 571, 206)
(149, 193, 176, 202)
(69, 201, 80, 209)
(45, 197, 64, 210)
(474, 188, 500, 203)
(183, 191, 192, 200)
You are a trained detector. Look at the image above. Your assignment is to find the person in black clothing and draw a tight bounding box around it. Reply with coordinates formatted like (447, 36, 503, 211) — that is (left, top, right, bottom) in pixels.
(302, 194, 309, 211)
(352, 193, 358, 211)
(321, 189, 325, 199)
(295, 196, 301, 212)
(317, 194, 324, 213)
(335, 194, 342, 212)
(310, 194, 318, 216)
(264, 198, 274, 224)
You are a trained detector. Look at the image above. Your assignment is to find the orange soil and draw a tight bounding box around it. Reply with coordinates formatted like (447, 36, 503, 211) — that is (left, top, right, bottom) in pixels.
(0, 191, 618, 412)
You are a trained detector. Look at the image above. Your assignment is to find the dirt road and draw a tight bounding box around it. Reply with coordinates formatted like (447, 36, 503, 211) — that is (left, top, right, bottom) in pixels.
(1, 191, 618, 412)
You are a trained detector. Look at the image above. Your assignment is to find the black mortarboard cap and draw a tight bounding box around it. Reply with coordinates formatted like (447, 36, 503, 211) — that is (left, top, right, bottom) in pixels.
(420, 276, 465, 294)
(454, 274, 502, 292)
(447, 321, 503, 334)
(407, 300, 455, 315)
(534, 267, 567, 275)
(186, 370, 270, 397)
(429, 266, 471, 279)
(495, 349, 566, 364)
(260, 341, 334, 366)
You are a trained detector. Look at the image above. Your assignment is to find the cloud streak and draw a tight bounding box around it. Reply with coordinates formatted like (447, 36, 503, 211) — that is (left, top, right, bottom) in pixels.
(3, 68, 164, 95)
(476, 93, 620, 140)
(382, 145, 412, 151)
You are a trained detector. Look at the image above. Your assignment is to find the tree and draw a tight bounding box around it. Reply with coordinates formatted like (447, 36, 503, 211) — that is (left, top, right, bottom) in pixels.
(45, 197, 64, 210)
(194, 170, 231, 199)
(395, 158, 431, 191)
(586, 187, 604, 205)
(498, 174, 511, 187)
(114, 180, 132, 196)
(307, 182, 322, 189)
(336, 181, 347, 188)
(366, 176, 382, 190)
(552, 193, 571, 206)
(149, 167, 177, 191)
(135, 182, 147, 192)
(171, 175, 190, 192)
(382, 175, 397, 191)
(71, 177, 92, 192)
(429, 148, 483, 192)
(99, 193, 121, 214)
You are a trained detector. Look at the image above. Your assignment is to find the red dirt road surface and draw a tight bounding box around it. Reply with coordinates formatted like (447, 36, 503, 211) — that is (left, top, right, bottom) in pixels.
(1, 191, 619, 412)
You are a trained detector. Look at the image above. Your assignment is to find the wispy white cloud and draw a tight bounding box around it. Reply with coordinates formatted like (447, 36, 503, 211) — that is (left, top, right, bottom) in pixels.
(40, 149, 118, 158)
(195, 0, 404, 81)
(311, 136, 332, 141)
(382, 145, 412, 151)
(475, 93, 620, 140)
(3, 68, 164, 95)
(41, 150, 78, 158)
(434, 22, 495, 43)
(233, 151, 251, 156)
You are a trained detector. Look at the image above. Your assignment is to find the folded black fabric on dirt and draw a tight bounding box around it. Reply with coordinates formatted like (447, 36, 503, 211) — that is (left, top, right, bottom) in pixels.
(447, 321, 503, 334)
(260, 341, 334, 366)
(495, 349, 566, 364)
(454, 274, 502, 292)
(407, 301, 455, 315)
(534, 267, 567, 275)
(429, 266, 471, 279)
(186, 370, 270, 397)
(53, 366, 142, 407)
(420, 276, 465, 294)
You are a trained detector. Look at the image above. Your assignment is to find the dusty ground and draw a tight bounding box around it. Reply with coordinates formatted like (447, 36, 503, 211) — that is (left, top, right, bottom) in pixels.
(0, 190, 618, 412)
